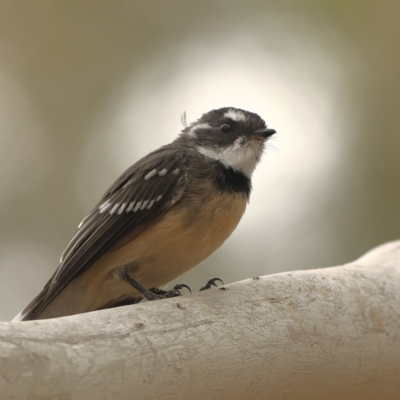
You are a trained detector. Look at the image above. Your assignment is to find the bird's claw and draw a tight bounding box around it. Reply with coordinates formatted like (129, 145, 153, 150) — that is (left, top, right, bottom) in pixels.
(199, 277, 224, 291)
(149, 283, 192, 299)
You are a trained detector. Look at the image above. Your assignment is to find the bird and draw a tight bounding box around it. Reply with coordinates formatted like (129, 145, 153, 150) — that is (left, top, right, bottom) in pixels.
(13, 107, 276, 321)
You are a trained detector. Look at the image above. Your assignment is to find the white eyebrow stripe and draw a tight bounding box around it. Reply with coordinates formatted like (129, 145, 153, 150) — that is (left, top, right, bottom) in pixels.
(224, 109, 246, 122)
(194, 123, 211, 130)
(188, 123, 211, 137)
(158, 168, 168, 176)
(144, 169, 157, 180)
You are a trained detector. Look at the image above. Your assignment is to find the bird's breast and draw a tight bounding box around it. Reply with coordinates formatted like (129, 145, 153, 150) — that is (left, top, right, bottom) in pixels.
(96, 191, 247, 288)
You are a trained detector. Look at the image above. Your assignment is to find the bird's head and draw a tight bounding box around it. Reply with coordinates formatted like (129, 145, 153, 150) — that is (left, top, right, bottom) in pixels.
(180, 107, 276, 178)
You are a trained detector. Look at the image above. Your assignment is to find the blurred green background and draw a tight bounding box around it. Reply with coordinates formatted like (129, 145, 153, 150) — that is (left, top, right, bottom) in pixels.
(1, 1, 399, 320)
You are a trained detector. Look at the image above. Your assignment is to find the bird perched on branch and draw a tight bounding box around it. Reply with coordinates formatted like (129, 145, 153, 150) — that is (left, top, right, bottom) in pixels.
(14, 107, 276, 321)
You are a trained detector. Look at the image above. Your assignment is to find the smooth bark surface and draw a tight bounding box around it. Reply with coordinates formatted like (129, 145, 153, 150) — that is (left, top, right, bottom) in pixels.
(1, 241, 400, 400)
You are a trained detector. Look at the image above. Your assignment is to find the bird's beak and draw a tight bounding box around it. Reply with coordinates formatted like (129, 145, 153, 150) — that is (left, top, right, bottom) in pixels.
(254, 128, 276, 140)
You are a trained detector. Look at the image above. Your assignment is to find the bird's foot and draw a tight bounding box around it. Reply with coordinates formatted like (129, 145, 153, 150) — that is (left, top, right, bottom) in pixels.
(149, 284, 192, 299)
(199, 277, 224, 291)
(120, 270, 191, 301)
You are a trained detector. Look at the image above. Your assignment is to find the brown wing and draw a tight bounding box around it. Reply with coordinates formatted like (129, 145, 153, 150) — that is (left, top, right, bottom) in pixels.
(18, 144, 190, 320)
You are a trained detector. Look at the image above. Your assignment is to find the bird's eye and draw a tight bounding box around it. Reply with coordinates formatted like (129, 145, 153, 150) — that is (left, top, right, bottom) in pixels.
(220, 123, 232, 133)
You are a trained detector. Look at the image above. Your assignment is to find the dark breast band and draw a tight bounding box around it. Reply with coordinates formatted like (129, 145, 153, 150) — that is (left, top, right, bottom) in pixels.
(212, 161, 252, 198)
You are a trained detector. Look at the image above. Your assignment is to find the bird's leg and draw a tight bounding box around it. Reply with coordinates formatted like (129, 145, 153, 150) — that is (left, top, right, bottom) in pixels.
(148, 287, 168, 296)
(199, 277, 224, 291)
(120, 269, 163, 301)
(120, 269, 191, 300)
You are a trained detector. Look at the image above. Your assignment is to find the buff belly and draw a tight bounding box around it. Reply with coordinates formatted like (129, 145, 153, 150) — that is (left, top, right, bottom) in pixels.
(38, 192, 247, 319)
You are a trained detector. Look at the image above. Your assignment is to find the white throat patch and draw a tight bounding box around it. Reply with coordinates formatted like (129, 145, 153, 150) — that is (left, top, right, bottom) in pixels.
(197, 137, 263, 178)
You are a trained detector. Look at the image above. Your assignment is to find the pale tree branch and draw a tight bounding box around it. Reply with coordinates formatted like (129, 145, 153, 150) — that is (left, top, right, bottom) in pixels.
(1, 241, 400, 399)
